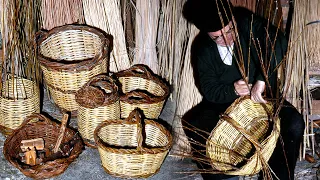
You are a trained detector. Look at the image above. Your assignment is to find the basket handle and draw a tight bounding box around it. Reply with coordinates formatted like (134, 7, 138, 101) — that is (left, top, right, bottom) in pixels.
(124, 109, 143, 152)
(84, 74, 116, 92)
(221, 114, 263, 150)
(127, 64, 153, 78)
(20, 113, 52, 128)
(121, 91, 152, 102)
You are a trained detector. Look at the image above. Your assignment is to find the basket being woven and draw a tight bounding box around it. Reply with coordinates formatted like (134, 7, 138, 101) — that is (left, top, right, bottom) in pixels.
(206, 96, 280, 175)
(94, 109, 172, 178)
(3, 113, 84, 179)
(75, 74, 120, 148)
(37, 24, 110, 112)
(0, 76, 40, 136)
(115, 64, 170, 119)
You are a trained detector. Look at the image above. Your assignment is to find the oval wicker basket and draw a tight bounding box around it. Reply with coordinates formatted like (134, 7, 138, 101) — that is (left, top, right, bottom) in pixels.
(3, 113, 84, 179)
(115, 64, 170, 119)
(94, 109, 172, 178)
(0, 76, 40, 136)
(37, 24, 110, 112)
(75, 74, 120, 148)
(206, 96, 280, 175)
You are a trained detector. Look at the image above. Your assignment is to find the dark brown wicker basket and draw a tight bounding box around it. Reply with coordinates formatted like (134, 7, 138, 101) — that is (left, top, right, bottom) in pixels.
(3, 113, 84, 179)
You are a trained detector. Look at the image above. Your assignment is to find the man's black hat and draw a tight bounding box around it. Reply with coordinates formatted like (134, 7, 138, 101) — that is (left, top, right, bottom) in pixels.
(183, 0, 233, 32)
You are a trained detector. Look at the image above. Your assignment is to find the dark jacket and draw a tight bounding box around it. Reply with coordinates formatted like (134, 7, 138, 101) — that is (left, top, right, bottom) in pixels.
(191, 8, 288, 105)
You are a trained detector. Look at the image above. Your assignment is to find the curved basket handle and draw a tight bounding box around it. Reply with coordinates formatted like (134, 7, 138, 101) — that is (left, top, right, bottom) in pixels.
(221, 114, 263, 150)
(84, 74, 117, 92)
(128, 64, 153, 78)
(124, 109, 143, 152)
(19, 113, 52, 128)
(121, 91, 153, 102)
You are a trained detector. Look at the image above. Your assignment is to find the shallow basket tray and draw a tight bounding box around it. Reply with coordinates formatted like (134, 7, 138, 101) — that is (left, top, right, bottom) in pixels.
(94, 109, 172, 178)
(0, 76, 40, 135)
(37, 24, 110, 112)
(115, 64, 170, 119)
(206, 96, 280, 175)
(75, 74, 120, 148)
(3, 113, 84, 179)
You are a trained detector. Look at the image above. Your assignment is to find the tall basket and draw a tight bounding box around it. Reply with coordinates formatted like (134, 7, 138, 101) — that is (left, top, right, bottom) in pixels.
(115, 64, 170, 119)
(37, 24, 110, 112)
(94, 109, 172, 178)
(206, 96, 280, 175)
(75, 74, 120, 147)
(0, 76, 40, 135)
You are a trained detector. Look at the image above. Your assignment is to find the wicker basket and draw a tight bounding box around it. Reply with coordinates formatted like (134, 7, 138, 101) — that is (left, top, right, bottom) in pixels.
(94, 109, 172, 178)
(37, 24, 110, 112)
(115, 64, 170, 119)
(75, 74, 120, 148)
(3, 113, 84, 179)
(0, 76, 40, 135)
(206, 96, 280, 175)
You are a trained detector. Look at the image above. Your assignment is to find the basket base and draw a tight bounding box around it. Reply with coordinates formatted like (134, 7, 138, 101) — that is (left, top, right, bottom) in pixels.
(0, 125, 14, 136)
(102, 165, 160, 179)
(83, 138, 97, 149)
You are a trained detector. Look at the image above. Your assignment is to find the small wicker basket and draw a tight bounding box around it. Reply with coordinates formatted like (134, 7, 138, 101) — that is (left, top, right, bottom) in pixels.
(94, 109, 172, 178)
(75, 74, 120, 148)
(3, 113, 84, 179)
(0, 76, 40, 135)
(206, 96, 280, 175)
(37, 24, 110, 112)
(115, 64, 170, 119)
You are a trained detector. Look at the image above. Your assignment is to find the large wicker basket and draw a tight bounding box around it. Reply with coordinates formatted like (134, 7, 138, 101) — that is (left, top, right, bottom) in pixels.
(3, 113, 84, 179)
(115, 64, 170, 119)
(37, 24, 110, 112)
(94, 109, 172, 178)
(75, 74, 120, 148)
(206, 96, 280, 175)
(0, 76, 40, 135)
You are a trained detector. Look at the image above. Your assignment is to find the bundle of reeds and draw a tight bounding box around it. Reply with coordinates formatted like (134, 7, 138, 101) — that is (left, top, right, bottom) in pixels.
(83, 0, 130, 72)
(41, 0, 85, 30)
(133, 0, 160, 74)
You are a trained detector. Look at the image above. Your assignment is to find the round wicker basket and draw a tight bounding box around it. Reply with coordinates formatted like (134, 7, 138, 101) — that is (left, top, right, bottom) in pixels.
(206, 96, 280, 175)
(37, 24, 110, 112)
(0, 76, 40, 135)
(94, 109, 172, 178)
(115, 64, 170, 119)
(75, 74, 120, 148)
(3, 113, 84, 179)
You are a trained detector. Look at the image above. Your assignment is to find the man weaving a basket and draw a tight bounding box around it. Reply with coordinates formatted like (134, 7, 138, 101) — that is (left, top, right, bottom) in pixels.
(182, 0, 305, 179)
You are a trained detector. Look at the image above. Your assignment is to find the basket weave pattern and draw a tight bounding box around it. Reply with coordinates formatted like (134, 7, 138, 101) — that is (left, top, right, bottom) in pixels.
(37, 25, 110, 112)
(75, 74, 120, 147)
(3, 113, 84, 179)
(94, 109, 172, 178)
(206, 96, 280, 175)
(116, 64, 169, 119)
(0, 77, 40, 135)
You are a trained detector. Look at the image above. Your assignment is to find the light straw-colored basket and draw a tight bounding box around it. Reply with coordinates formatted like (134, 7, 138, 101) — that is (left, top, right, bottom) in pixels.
(94, 109, 172, 178)
(37, 25, 110, 112)
(75, 74, 120, 148)
(206, 96, 280, 175)
(115, 64, 170, 119)
(0, 76, 40, 135)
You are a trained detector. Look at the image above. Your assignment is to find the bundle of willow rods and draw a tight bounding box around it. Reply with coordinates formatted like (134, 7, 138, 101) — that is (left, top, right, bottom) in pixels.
(284, 0, 319, 158)
(133, 0, 160, 74)
(83, 0, 130, 72)
(41, 0, 85, 30)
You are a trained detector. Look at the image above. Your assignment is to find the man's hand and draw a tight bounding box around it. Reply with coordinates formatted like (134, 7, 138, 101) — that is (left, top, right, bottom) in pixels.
(234, 79, 252, 96)
(251, 80, 267, 103)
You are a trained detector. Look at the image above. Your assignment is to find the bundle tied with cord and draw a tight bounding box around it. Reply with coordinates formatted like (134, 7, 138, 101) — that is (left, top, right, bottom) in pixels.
(206, 96, 280, 176)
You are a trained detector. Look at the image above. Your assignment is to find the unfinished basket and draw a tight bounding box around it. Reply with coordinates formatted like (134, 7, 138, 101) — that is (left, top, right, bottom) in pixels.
(75, 74, 120, 148)
(206, 96, 280, 175)
(0, 76, 40, 135)
(115, 64, 170, 119)
(3, 113, 84, 179)
(37, 24, 110, 112)
(94, 109, 172, 178)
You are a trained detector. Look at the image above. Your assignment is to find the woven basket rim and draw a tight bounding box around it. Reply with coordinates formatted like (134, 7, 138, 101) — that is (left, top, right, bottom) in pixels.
(115, 64, 170, 103)
(37, 24, 110, 72)
(3, 113, 84, 178)
(94, 119, 172, 154)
